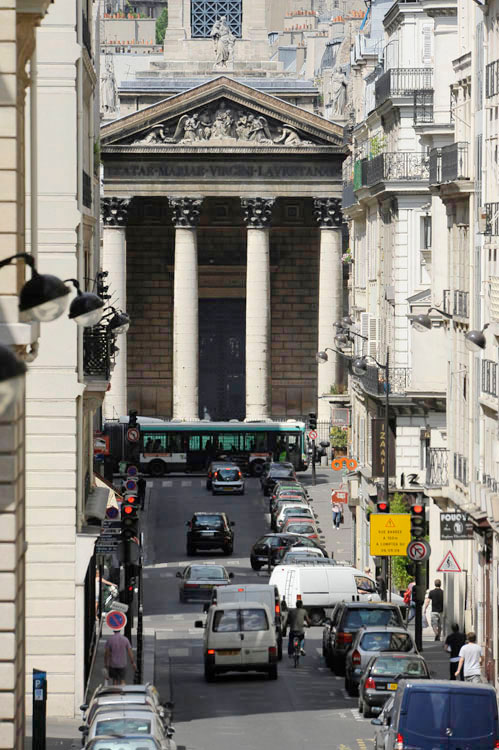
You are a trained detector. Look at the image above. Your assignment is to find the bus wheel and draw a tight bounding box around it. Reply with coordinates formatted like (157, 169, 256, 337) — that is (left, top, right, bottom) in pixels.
(251, 461, 265, 478)
(149, 459, 166, 477)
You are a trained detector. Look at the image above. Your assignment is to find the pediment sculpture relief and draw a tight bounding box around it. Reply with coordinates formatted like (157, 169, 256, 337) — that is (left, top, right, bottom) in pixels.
(128, 100, 316, 147)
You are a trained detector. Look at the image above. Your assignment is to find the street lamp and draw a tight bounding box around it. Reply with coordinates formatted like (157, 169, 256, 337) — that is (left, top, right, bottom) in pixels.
(106, 310, 130, 335)
(0, 253, 70, 322)
(316, 347, 348, 364)
(65, 279, 105, 327)
(410, 306, 453, 332)
(465, 325, 489, 352)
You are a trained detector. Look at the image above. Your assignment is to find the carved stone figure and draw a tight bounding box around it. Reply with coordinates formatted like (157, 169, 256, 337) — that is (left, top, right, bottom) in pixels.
(210, 16, 235, 68)
(330, 69, 348, 117)
(101, 55, 117, 115)
(274, 125, 311, 146)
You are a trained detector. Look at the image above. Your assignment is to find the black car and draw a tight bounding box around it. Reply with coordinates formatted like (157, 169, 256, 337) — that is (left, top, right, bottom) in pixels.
(186, 512, 235, 556)
(250, 532, 327, 570)
(358, 653, 430, 718)
(261, 463, 297, 496)
(322, 601, 405, 675)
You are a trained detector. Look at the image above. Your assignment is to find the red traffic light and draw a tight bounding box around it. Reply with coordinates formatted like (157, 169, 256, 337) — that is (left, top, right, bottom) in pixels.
(412, 504, 424, 514)
(377, 501, 389, 513)
(123, 504, 134, 515)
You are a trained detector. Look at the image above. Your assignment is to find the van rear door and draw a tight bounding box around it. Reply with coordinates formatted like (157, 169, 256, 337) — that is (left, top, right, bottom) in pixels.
(240, 607, 273, 665)
(210, 608, 243, 667)
(448, 689, 498, 749)
(400, 688, 450, 749)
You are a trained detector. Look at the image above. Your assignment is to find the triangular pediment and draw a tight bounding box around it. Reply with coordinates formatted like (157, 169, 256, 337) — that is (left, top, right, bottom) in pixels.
(101, 76, 344, 153)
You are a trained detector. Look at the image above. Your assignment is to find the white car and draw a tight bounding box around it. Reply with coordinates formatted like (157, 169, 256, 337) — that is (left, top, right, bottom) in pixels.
(211, 465, 245, 495)
(280, 547, 327, 563)
(81, 694, 164, 730)
(85, 709, 175, 750)
(275, 504, 315, 531)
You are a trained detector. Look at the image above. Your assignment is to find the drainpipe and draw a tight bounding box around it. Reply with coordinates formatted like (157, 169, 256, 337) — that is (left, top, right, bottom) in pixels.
(30, 49, 38, 265)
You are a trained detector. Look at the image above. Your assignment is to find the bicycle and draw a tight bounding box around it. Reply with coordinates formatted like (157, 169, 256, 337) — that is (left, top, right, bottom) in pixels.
(292, 633, 303, 668)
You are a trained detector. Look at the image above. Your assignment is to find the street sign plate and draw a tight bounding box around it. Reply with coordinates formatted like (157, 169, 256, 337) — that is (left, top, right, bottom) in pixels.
(437, 550, 462, 572)
(125, 478, 138, 492)
(370, 514, 411, 556)
(109, 600, 128, 613)
(440, 512, 473, 540)
(407, 539, 431, 562)
(332, 489, 348, 504)
(127, 465, 138, 476)
(106, 506, 119, 519)
(127, 428, 139, 443)
(308, 430, 317, 441)
(106, 610, 127, 630)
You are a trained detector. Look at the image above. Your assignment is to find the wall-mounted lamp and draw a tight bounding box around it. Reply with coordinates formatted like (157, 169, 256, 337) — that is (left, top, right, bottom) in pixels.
(410, 306, 453, 332)
(465, 324, 489, 352)
(0, 253, 70, 322)
(65, 279, 105, 327)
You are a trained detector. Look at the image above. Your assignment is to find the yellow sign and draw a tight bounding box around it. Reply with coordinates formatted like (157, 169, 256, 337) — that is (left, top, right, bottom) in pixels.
(370, 514, 411, 556)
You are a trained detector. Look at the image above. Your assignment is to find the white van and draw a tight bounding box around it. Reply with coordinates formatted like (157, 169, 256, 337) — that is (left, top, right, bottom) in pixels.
(269, 562, 404, 625)
(195, 601, 278, 681)
(207, 583, 283, 659)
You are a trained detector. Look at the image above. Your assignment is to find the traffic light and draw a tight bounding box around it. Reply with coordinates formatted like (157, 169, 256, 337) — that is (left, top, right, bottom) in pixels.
(308, 412, 317, 430)
(121, 501, 139, 540)
(376, 499, 390, 513)
(129, 410, 138, 428)
(410, 498, 426, 538)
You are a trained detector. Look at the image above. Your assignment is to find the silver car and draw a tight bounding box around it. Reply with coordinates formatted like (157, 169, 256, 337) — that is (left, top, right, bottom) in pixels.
(344, 626, 416, 696)
(211, 464, 245, 495)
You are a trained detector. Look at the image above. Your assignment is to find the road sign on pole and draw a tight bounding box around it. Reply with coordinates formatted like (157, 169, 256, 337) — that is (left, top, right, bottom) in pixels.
(437, 550, 462, 572)
(106, 610, 127, 630)
(308, 430, 317, 441)
(127, 428, 139, 443)
(127, 465, 138, 476)
(407, 539, 431, 563)
(370, 514, 411, 556)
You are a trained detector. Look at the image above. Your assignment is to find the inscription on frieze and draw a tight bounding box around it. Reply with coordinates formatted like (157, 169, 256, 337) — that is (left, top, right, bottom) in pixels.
(105, 161, 341, 181)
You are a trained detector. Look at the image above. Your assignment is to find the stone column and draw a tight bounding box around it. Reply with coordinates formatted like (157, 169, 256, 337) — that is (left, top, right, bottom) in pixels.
(314, 198, 343, 421)
(102, 198, 130, 421)
(171, 198, 202, 420)
(242, 198, 274, 421)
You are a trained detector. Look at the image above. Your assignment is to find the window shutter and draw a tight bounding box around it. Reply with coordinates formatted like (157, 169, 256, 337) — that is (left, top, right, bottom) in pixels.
(422, 24, 432, 66)
(360, 313, 369, 356)
(368, 315, 378, 359)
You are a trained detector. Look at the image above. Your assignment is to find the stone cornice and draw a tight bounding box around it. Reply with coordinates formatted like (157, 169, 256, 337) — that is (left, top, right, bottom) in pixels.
(101, 75, 344, 148)
(101, 144, 342, 156)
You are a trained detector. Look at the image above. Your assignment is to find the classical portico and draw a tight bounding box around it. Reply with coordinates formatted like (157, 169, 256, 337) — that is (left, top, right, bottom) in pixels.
(101, 76, 345, 421)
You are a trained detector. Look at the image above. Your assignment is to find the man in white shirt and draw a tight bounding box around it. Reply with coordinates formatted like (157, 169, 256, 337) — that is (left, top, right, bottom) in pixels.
(455, 631, 483, 683)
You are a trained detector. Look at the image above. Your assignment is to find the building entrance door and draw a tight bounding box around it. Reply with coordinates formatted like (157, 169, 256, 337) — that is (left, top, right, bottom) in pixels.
(199, 299, 245, 421)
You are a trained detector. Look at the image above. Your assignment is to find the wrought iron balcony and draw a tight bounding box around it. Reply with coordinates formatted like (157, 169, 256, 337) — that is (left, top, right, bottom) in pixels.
(429, 143, 469, 185)
(82, 12, 92, 58)
(342, 181, 357, 209)
(429, 148, 441, 185)
(83, 326, 112, 381)
(426, 448, 448, 488)
(413, 90, 434, 124)
(355, 366, 412, 397)
(453, 452, 468, 486)
(375, 68, 433, 108)
(83, 170, 92, 209)
(485, 202, 499, 236)
(366, 152, 429, 185)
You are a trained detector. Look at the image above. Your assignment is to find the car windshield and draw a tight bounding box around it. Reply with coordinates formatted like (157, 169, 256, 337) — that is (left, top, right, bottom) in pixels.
(212, 608, 268, 632)
(283, 508, 312, 517)
(286, 523, 315, 534)
(193, 515, 224, 528)
(95, 719, 152, 736)
(344, 608, 401, 628)
(89, 740, 157, 750)
(189, 566, 226, 580)
(271, 470, 294, 478)
(360, 632, 413, 652)
(215, 469, 240, 481)
(371, 657, 427, 677)
(284, 552, 320, 562)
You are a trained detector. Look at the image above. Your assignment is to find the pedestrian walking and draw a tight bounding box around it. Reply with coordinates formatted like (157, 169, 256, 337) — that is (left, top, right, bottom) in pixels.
(404, 579, 416, 623)
(454, 632, 483, 683)
(104, 629, 136, 685)
(444, 623, 466, 680)
(331, 499, 342, 529)
(137, 476, 146, 509)
(424, 578, 444, 640)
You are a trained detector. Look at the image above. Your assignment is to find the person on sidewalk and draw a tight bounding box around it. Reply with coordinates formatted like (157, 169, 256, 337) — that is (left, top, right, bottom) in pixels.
(404, 579, 416, 623)
(104, 629, 136, 685)
(454, 632, 483, 683)
(444, 623, 466, 680)
(424, 579, 444, 640)
(331, 500, 342, 529)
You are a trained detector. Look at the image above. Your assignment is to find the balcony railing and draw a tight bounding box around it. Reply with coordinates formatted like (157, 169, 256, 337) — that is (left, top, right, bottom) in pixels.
(356, 366, 412, 397)
(82, 12, 92, 58)
(366, 152, 429, 184)
(485, 202, 499, 235)
(486, 59, 499, 98)
(83, 326, 112, 380)
(426, 448, 448, 488)
(429, 143, 469, 185)
(342, 181, 357, 209)
(453, 452, 468, 486)
(375, 68, 433, 108)
(429, 148, 441, 185)
(482, 359, 498, 397)
(83, 170, 92, 209)
(413, 89, 434, 124)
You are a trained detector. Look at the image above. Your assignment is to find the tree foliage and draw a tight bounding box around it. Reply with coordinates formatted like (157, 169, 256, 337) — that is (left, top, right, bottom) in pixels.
(390, 493, 412, 591)
(156, 7, 168, 44)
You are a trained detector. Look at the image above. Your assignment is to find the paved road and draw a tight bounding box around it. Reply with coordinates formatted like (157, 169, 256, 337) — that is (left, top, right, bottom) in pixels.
(142, 471, 374, 750)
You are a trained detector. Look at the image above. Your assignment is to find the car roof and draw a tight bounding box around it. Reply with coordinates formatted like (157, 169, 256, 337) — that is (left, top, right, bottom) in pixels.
(192, 511, 227, 517)
(212, 601, 270, 611)
(95, 684, 152, 695)
(95, 695, 151, 705)
(397, 678, 497, 693)
(210, 461, 238, 468)
(372, 653, 426, 661)
(93, 710, 157, 721)
(359, 625, 410, 634)
(339, 602, 399, 609)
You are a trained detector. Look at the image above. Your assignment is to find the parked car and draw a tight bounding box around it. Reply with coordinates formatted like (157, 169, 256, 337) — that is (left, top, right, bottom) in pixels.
(280, 547, 327, 564)
(211, 465, 245, 495)
(84, 738, 164, 750)
(84, 709, 176, 750)
(206, 461, 237, 490)
(250, 533, 327, 570)
(322, 602, 406, 675)
(358, 653, 430, 718)
(371, 694, 395, 750)
(271, 495, 310, 529)
(261, 464, 297, 496)
(186, 512, 235, 556)
(82, 684, 164, 719)
(282, 519, 320, 540)
(81, 694, 165, 733)
(344, 626, 417, 697)
(195, 601, 278, 681)
(275, 504, 315, 531)
(176, 563, 234, 603)
(372, 680, 499, 750)
(270, 484, 309, 515)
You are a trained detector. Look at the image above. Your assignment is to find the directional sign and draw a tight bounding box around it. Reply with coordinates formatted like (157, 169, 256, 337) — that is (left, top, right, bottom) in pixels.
(106, 610, 127, 630)
(407, 539, 431, 563)
(102, 520, 122, 534)
(370, 513, 411, 556)
(308, 430, 318, 441)
(437, 550, 462, 573)
(127, 428, 139, 443)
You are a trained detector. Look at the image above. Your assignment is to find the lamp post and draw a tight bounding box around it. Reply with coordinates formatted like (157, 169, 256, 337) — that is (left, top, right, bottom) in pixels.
(351, 348, 391, 600)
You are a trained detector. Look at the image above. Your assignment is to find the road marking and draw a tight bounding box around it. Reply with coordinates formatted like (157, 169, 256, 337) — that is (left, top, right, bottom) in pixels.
(162, 480, 172, 487)
(181, 480, 192, 487)
(159, 572, 174, 578)
(166, 648, 190, 657)
(146, 481, 153, 488)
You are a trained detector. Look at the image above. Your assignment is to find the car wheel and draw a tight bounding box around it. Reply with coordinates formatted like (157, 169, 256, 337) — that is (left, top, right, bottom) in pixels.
(358, 696, 364, 714)
(186, 544, 195, 556)
(212, 490, 217, 496)
(362, 702, 372, 719)
(324, 650, 332, 668)
(268, 665, 278, 680)
(332, 657, 345, 676)
(206, 482, 211, 490)
(277, 637, 283, 661)
(149, 459, 166, 477)
(251, 559, 261, 571)
(309, 609, 324, 626)
(240, 489, 245, 496)
(179, 591, 185, 603)
(251, 462, 265, 478)
(346, 677, 358, 697)
(204, 665, 216, 682)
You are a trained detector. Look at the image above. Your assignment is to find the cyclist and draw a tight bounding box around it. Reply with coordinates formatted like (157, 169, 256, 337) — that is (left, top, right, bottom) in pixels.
(286, 598, 311, 657)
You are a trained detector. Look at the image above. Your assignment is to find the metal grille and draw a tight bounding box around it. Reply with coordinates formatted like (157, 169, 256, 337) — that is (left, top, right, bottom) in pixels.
(191, 1, 242, 38)
(426, 448, 448, 488)
(83, 326, 111, 380)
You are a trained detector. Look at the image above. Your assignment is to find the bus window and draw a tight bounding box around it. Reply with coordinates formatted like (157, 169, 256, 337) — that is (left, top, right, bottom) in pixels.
(143, 434, 166, 453)
(286, 434, 299, 453)
(189, 435, 201, 451)
(253, 433, 267, 452)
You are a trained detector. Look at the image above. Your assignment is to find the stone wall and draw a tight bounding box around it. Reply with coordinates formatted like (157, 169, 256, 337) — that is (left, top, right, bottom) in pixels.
(125, 197, 319, 418)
